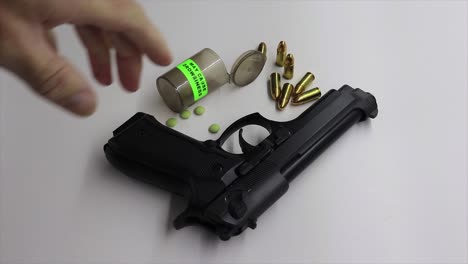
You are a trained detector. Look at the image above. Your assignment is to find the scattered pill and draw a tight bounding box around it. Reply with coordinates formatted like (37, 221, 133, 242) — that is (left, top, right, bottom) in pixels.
(194, 106, 206, 116)
(180, 110, 191, 119)
(209, 124, 221, 134)
(166, 118, 177, 128)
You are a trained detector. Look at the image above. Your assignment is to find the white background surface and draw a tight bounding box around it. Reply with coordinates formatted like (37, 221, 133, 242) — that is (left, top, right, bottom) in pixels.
(1, 1, 467, 263)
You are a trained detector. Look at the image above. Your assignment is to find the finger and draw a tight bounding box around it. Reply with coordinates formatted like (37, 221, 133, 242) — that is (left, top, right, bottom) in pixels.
(111, 33, 142, 92)
(71, 0, 172, 66)
(11, 36, 97, 116)
(123, 22, 172, 66)
(44, 30, 57, 51)
(76, 25, 112, 86)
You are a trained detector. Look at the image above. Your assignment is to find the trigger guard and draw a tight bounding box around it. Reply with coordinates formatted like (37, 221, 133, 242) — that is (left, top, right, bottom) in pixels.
(215, 113, 274, 146)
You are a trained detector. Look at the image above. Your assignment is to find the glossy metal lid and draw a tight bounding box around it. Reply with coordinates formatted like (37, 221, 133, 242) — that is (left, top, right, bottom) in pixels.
(230, 50, 267, 87)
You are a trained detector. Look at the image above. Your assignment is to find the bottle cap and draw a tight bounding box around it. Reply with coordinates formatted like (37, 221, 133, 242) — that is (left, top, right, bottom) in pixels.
(230, 50, 267, 87)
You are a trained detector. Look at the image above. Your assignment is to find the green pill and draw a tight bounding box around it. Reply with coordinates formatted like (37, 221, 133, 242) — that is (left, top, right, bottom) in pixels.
(180, 110, 191, 119)
(194, 106, 206, 116)
(166, 118, 177, 128)
(209, 124, 221, 134)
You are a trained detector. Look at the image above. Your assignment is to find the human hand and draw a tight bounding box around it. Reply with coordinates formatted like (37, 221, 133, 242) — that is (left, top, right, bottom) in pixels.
(0, 0, 172, 116)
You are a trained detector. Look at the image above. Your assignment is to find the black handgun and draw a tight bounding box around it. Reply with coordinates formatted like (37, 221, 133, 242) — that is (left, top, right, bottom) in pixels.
(104, 85, 378, 240)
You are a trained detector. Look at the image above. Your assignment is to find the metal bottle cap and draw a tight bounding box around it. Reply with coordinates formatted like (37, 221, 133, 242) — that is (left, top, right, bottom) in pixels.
(230, 50, 267, 87)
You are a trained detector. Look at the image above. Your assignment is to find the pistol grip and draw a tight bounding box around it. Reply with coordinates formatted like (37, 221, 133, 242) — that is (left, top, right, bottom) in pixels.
(104, 113, 242, 202)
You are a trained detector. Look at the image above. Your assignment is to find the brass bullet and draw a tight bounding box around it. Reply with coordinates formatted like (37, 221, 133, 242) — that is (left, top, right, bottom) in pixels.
(270, 73, 281, 100)
(276, 41, 287, 66)
(277, 83, 294, 110)
(283, 54, 294, 80)
(294, 72, 315, 95)
(258, 42, 267, 56)
(292, 87, 322, 105)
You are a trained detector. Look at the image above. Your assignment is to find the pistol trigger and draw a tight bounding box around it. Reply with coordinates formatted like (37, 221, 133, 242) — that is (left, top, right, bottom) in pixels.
(239, 128, 256, 153)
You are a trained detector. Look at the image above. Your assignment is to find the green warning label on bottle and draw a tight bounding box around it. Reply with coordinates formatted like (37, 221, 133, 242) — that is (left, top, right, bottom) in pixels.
(176, 59, 208, 101)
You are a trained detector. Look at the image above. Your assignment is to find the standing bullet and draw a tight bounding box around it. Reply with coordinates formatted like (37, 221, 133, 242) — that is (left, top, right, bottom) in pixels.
(283, 54, 294, 80)
(292, 87, 321, 105)
(270, 73, 281, 100)
(277, 83, 294, 110)
(258, 42, 267, 56)
(294, 72, 315, 95)
(276, 41, 287, 66)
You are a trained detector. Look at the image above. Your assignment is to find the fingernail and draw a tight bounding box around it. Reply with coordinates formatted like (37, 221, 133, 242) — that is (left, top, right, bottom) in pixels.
(63, 89, 97, 116)
(98, 71, 112, 86)
(126, 79, 139, 92)
(161, 53, 173, 66)
(94, 67, 112, 86)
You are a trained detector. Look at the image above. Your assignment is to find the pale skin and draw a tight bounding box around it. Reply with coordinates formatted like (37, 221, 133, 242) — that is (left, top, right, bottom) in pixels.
(0, 0, 172, 116)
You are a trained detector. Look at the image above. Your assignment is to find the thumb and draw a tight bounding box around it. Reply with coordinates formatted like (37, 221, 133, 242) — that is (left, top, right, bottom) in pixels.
(7, 32, 97, 116)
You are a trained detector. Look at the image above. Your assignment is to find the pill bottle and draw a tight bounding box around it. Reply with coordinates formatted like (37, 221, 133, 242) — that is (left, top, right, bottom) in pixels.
(157, 48, 266, 112)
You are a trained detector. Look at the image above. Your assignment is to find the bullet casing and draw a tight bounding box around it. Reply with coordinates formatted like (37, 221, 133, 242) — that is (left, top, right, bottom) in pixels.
(270, 73, 281, 100)
(276, 41, 287, 66)
(277, 83, 294, 110)
(283, 54, 294, 80)
(258, 42, 267, 56)
(292, 87, 321, 105)
(294, 72, 315, 95)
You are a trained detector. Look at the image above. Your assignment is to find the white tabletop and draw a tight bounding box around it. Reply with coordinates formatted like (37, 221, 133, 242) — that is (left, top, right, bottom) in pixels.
(1, 1, 467, 263)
